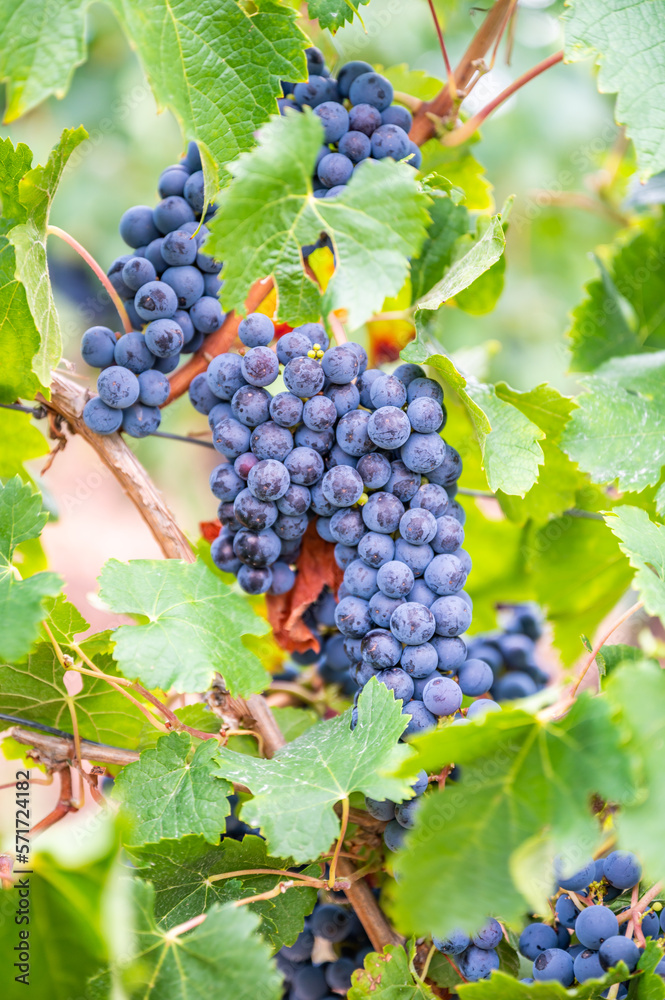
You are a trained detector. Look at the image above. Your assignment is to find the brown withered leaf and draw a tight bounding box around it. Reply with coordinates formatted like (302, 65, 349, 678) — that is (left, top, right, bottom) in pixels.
(266, 520, 343, 653)
(200, 520, 222, 543)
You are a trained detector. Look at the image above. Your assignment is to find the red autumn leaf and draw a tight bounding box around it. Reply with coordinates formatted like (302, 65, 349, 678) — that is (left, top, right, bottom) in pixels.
(266, 520, 343, 654)
(200, 519, 221, 542)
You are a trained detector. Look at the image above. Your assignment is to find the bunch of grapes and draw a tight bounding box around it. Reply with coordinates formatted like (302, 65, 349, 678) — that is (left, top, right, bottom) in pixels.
(79, 141, 224, 437)
(514, 852, 663, 994)
(467, 602, 550, 702)
(276, 899, 373, 999)
(280, 47, 420, 202)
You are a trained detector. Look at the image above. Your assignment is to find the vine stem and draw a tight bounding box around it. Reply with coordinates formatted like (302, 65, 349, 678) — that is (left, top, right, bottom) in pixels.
(328, 797, 350, 888)
(617, 881, 663, 924)
(570, 598, 644, 697)
(29, 766, 78, 836)
(207, 868, 324, 888)
(410, 0, 513, 146)
(420, 943, 437, 982)
(328, 311, 348, 346)
(46, 226, 133, 334)
(440, 50, 564, 147)
(425, 0, 456, 100)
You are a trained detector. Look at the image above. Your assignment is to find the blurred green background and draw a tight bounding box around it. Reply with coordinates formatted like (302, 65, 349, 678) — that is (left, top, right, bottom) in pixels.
(0, 0, 623, 538)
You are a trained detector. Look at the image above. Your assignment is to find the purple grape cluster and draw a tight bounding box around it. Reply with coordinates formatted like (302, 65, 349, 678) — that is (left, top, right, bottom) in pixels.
(80, 141, 224, 437)
(516, 852, 661, 993)
(276, 898, 372, 998)
(280, 48, 420, 206)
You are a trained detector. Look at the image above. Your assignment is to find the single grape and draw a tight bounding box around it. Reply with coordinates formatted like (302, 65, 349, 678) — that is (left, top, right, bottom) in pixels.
(158, 165, 188, 199)
(377, 560, 415, 598)
(555, 894, 580, 929)
(381, 105, 413, 132)
(134, 280, 178, 321)
(231, 385, 272, 427)
(295, 425, 335, 455)
(107, 254, 134, 298)
(284, 446, 324, 485)
(424, 553, 467, 596)
(371, 123, 411, 160)
(241, 346, 279, 387)
(293, 75, 333, 108)
(160, 229, 198, 266)
(431, 636, 467, 672)
(365, 797, 396, 821)
(321, 466, 364, 507)
(407, 377, 444, 405)
(314, 101, 349, 142)
(190, 372, 220, 413)
(303, 395, 337, 431)
(408, 580, 436, 607)
(318, 152, 354, 188)
(270, 391, 304, 427)
(367, 406, 411, 449)
(190, 295, 224, 333)
(336, 409, 373, 457)
(390, 602, 436, 645)
(401, 432, 446, 474)
(273, 511, 309, 540)
(122, 256, 157, 291)
(362, 492, 405, 533)
(112, 331, 154, 374)
(399, 507, 437, 546)
(407, 396, 445, 434)
(153, 195, 196, 234)
(119, 205, 160, 248)
(283, 356, 325, 397)
(251, 422, 294, 462)
(210, 533, 241, 575)
(358, 532, 395, 568)
(233, 488, 278, 531)
(326, 443, 358, 470)
(183, 170, 205, 214)
(276, 331, 313, 364)
(431, 515, 465, 554)
(296, 322, 329, 351)
(137, 369, 170, 407)
(276, 484, 310, 516)
(97, 366, 140, 409)
(213, 417, 252, 459)
(81, 325, 117, 368)
(335, 596, 373, 637)
(383, 818, 407, 852)
(82, 397, 123, 434)
(338, 130, 371, 163)
(247, 459, 290, 501)
(466, 699, 501, 719)
(161, 265, 205, 309)
(349, 72, 393, 111)
(572, 949, 604, 983)
(337, 60, 373, 97)
(356, 452, 391, 490)
(361, 628, 402, 668)
(554, 857, 596, 892)
(144, 318, 184, 358)
(574, 905, 618, 950)
(122, 402, 161, 438)
(368, 591, 405, 629)
(473, 919, 503, 950)
(335, 543, 357, 570)
(344, 559, 379, 599)
(400, 642, 438, 678)
(348, 102, 382, 136)
(210, 464, 245, 503)
(233, 527, 281, 568)
(602, 851, 642, 890)
(533, 949, 574, 986)
(598, 935, 639, 973)
(430, 595, 472, 637)
(330, 508, 365, 545)
(433, 931, 470, 956)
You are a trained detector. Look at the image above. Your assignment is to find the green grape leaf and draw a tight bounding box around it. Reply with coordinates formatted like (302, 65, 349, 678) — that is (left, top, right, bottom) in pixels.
(384, 65, 443, 102)
(390, 697, 633, 936)
(606, 663, 665, 906)
(6, 128, 87, 386)
(0, 138, 42, 402)
(206, 110, 431, 330)
(271, 705, 318, 741)
(39, 593, 88, 646)
(138, 703, 221, 751)
(597, 642, 652, 679)
(98, 557, 271, 695)
(605, 506, 665, 621)
(561, 352, 665, 494)
(0, 837, 118, 1000)
(0, 476, 61, 662)
(527, 512, 633, 664)
(419, 137, 494, 210)
(410, 194, 470, 304)
(94, 879, 282, 1000)
(564, 0, 665, 179)
(114, 732, 232, 846)
(493, 384, 585, 525)
(348, 944, 435, 999)
(462, 500, 531, 633)
(456, 966, 631, 999)
(213, 678, 418, 862)
(401, 336, 544, 496)
(630, 938, 665, 1000)
(568, 252, 643, 373)
(1, 1, 307, 192)
(0, 643, 150, 751)
(128, 834, 319, 949)
(110, 0, 307, 191)
(307, 0, 370, 33)
(0, 408, 48, 476)
(415, 213, 506, 310)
